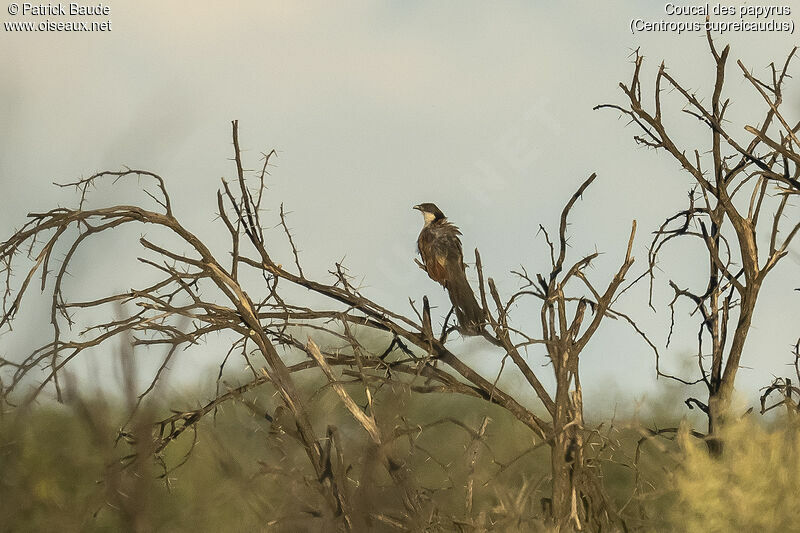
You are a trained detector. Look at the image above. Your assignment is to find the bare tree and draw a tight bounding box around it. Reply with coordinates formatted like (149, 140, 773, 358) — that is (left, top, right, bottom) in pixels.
(0, 121, 644, 530)
(598, 33, 800, 455)
(490, 174, 640, 531)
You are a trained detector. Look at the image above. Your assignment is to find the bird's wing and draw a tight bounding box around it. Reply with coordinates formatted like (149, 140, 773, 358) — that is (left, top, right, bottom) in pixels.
(418, 221, 464, 287)
(417, 220, 483, 333)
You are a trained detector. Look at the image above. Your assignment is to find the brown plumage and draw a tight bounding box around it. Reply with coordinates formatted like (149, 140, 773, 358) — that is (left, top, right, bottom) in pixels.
(413, 203, 484, 334)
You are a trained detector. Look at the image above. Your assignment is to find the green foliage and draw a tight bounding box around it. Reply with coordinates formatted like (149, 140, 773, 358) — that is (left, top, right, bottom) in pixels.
(1, 385, 796, 532)
(0, 409, 109, 532)
(0, 402, 282, 532)
(0, 382, 556, 532)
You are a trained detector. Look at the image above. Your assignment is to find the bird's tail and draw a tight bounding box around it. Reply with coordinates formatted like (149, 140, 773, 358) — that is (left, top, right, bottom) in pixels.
(446, 261, 485, 335)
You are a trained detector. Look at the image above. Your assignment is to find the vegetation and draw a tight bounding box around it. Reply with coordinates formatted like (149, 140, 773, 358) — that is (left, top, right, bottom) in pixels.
(1, 379, 798, 532)
(1, 34, 798, 532)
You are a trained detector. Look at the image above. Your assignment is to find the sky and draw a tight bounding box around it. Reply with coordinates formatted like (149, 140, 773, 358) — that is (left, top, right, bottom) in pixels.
(1, 1, 799, 416)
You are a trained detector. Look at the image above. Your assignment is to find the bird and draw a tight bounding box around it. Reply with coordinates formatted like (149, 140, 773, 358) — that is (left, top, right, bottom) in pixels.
(413, 203, 484, 335)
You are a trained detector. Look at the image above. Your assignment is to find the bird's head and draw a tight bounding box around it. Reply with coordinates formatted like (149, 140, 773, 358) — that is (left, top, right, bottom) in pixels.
(413, 203, 445, 226)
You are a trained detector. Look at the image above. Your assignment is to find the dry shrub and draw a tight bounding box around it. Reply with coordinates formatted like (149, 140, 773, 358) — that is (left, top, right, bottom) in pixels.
(669, 416, 800, 532)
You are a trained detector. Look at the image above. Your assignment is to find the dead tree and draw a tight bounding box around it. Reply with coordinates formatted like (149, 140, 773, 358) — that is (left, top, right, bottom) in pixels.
(491, 173, 640, 531)
(597, 34, 800, 455)
(0, 122, 642, 531)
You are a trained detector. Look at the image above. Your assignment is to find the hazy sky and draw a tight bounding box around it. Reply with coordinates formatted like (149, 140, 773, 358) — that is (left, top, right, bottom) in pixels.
(2, 2, 798, 414)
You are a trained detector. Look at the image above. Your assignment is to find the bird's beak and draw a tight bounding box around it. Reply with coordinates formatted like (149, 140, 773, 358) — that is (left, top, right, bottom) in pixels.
(413, 205, 421, 211)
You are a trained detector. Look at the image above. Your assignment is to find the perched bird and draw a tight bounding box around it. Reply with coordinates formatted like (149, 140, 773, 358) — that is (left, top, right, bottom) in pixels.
(413, 203, 484, 334)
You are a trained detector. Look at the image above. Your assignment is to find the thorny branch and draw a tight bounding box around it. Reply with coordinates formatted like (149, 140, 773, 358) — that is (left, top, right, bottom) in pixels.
(597, 33, 800, 451)
(1, 120, 649, 531)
